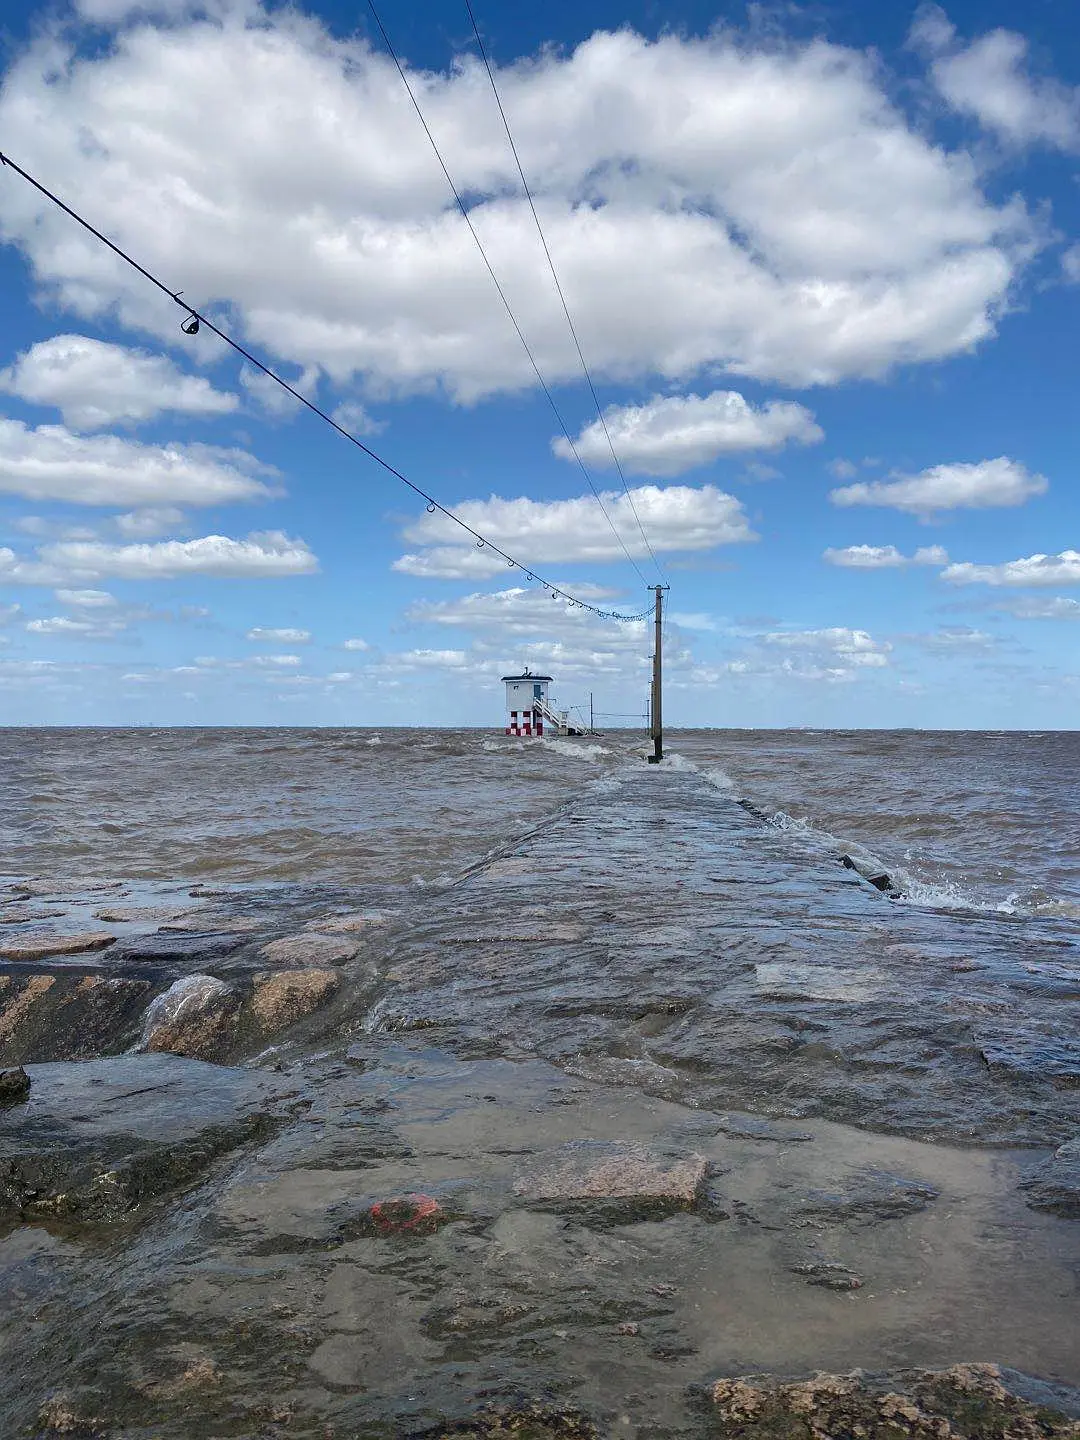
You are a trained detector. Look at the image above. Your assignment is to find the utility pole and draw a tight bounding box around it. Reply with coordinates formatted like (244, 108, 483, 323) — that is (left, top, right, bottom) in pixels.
(589, 691, 594, 734)
(647, 584, 669, 763)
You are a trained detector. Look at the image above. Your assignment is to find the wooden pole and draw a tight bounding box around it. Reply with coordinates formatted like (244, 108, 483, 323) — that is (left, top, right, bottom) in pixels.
(647, 584, 667, 763)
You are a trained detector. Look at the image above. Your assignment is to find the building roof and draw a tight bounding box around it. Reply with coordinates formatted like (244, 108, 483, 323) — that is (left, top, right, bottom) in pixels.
(501, 672, 553, 682)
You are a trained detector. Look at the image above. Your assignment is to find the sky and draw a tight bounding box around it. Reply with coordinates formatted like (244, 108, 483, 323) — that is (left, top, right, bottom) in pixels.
(0, 0, 1077, 727)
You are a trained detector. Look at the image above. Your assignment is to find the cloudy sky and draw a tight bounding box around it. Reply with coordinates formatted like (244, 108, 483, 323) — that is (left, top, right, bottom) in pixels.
(0, 0, 1077, 727)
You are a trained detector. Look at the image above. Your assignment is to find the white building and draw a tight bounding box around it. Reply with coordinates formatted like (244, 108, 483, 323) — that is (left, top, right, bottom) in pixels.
(502, 668, 559, 737)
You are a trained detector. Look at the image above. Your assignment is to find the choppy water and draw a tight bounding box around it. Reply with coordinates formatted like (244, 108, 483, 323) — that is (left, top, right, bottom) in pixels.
(1, 727, 1076, 930)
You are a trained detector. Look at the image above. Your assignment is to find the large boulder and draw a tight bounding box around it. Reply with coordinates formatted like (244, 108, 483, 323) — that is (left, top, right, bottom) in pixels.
(141, 975, 241, 1060)
(248, 969, 340, 1035)
(0, 973, 152, 1066)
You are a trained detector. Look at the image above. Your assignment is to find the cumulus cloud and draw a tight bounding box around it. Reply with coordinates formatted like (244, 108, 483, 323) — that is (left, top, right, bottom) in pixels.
(0, 420, 276, 508)
(942, 550, 1080, 587)
(0, 334, 238, 430)
(0, 530, 317, 583)
(397, 484, 753, 575)
(829, 457, 1046, 516)
(1064, 245, 1080, 285)
(408, 586, 649, 645)
(342, 638, 370, 650)
(552, 390, 822, 478)
(246, 626, 311, 643)
(0, 8, 1035, 400)
(762, 627, 892, 667)
(913, 7, 1080, 151)
(823, 544, 949, 568)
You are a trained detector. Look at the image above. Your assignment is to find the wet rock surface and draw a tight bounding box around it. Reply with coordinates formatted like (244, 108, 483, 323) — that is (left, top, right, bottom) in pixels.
(0, 930, 116, 962)
(1020, 1139, 1080, 1217)
(708, 1365, 1080, 1437)
(0, 1053, 286, 1225)
(0, 1068, 29, 1105)
(0, 767, 1079, 1435)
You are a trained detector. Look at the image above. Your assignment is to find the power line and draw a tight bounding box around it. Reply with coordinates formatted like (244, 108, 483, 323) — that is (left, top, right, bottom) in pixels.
(463, 0, 666, 584)
(0, 148, 651, 625)
(364, 0, 652, 588)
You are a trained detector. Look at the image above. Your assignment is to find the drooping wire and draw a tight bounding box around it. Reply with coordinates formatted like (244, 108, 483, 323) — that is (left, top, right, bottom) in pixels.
(463, 0, 666, 584)
(363, 1, 651, 587)
(0, 148, 651, 625)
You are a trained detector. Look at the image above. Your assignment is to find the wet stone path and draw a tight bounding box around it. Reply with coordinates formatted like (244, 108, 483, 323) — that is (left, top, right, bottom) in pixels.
(0, 765, 1078, 1438)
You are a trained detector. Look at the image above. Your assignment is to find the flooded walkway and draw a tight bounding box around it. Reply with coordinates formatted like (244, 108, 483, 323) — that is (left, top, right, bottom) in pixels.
(1, 765, 1078, 1437)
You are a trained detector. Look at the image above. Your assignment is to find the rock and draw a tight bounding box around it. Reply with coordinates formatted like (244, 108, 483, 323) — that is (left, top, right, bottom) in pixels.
(141, 975, 240, 1060)
(0, 1067, 30, 1105)
(709, 1364, 1080, 1438)
(92, 905, 194, 924)
(755, 962, 885, 1002)
(110, 932, 247, 964)
(0, 1053, 283, 1223)
(303, 911, 388, 934)
(367, 1193, 445, 1235)
(514, 1142, 708, 1215)
(1020, 1139, 1080, 1217)
(249, 969, 340, 1034)
(160, 914, 262, 933)
(260, 933, 359, 968)
(839, 854, 900, 895)
(0, 931, 116, 962)
(0, 907, 66, 926)
(14, 877, 125, 898)
(789, 1261, 864, 1291)
(0, 973, 152, 1066)
(793, 1168, 938, 1226)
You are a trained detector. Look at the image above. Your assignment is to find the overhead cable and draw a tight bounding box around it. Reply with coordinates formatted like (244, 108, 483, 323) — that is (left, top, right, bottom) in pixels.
(0, 149, 650, 624)
(463, 0, 666, 584)
(363, 0, 652, 587)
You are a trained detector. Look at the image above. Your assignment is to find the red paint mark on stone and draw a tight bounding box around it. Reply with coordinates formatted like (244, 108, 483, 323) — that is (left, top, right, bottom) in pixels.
(369, 1193, 442, 1235)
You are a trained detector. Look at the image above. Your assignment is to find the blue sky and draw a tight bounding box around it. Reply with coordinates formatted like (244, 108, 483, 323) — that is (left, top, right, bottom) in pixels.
(0, 0, 1078, 727)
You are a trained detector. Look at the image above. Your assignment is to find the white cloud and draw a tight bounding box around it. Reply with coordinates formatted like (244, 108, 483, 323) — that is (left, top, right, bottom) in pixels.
(393, 546, 512, 581)
(827, 458, 859, 480)
(114, 507, 187, 538)
(246, 626, 311, 643)
(0, 10, 1035, 398)
(397, 484, 754, 573)
(830, 457, 1046, 516)
(914, 8, 1080, 151)
(409, 586, 648, 644)
(331, 400, 384, 436)
(762, 627, 892, 667)
(54, 588, 116, 608)
(0, 334, 237, 430)
(26, 613, 128, 639)
(1064, 245, 1080, 285)
(552, 390, 822, 478)
(997, 596, 1080, 620)
(824, 543, 949, 568)
(942, 551, 1080, 587)
(342, 637, 370, 651)
(902, 625, 997, 650)
(0, 530, 318, 583)
(0, 420, 276, 508)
